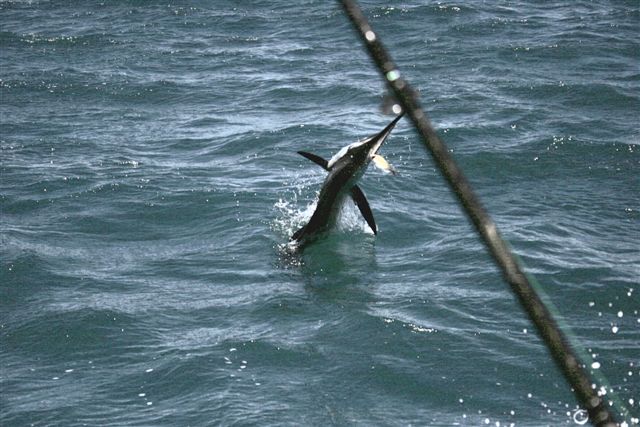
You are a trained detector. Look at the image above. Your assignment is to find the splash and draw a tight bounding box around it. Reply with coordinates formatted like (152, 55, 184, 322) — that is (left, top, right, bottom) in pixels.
(272, 192, 373, 244)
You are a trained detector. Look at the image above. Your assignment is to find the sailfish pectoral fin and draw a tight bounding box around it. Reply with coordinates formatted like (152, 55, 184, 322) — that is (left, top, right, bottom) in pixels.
(297, 151, 329, 170)
(350, 185, 377, 235)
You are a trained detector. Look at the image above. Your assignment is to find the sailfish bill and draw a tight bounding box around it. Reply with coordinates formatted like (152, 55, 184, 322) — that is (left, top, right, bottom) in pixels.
(290, 114, 404, 248)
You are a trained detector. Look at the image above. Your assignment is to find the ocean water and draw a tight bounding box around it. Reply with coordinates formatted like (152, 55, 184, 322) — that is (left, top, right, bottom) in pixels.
(1, 1, 638, 426)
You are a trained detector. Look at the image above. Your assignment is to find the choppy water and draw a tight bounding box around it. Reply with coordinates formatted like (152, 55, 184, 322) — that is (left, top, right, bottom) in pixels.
(1, 1, 638, 426)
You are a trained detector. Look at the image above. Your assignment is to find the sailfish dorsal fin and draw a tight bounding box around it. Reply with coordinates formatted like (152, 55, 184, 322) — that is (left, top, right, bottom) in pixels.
(297, 151, 329, 170)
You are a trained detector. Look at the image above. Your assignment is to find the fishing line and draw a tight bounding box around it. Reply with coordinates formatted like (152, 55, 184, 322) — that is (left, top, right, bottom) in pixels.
(337, 0, 630, 425)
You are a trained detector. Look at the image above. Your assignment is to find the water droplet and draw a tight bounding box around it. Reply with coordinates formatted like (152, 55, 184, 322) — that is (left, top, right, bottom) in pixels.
(573, 409, 589, 425)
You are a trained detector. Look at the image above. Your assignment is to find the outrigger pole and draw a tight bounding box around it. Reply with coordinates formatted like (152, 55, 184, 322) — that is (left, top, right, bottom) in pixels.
(337, 1, 624, 425)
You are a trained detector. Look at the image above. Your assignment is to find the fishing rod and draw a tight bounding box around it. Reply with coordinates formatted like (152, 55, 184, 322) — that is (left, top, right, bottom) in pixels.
(337, 1, 627, 425)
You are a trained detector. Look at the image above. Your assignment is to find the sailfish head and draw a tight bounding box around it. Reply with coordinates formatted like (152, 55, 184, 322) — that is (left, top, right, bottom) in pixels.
(327, 113, 404, 178)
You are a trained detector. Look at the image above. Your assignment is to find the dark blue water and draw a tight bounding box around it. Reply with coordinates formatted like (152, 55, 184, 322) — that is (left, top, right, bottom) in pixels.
(1, 1, 638, 426)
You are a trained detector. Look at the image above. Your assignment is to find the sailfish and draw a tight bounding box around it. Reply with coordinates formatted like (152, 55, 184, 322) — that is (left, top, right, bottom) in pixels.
(290, 114, 403, 247)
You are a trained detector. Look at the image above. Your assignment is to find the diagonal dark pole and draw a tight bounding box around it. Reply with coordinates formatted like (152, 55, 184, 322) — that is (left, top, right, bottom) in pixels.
(337, 1, 619, 425)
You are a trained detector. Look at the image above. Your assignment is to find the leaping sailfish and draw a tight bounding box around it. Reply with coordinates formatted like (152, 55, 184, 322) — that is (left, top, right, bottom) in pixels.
(290, 114, 403, 247)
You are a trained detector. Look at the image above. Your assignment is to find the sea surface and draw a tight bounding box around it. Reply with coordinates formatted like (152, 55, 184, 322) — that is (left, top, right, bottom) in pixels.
(1, 1, 638, 426)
